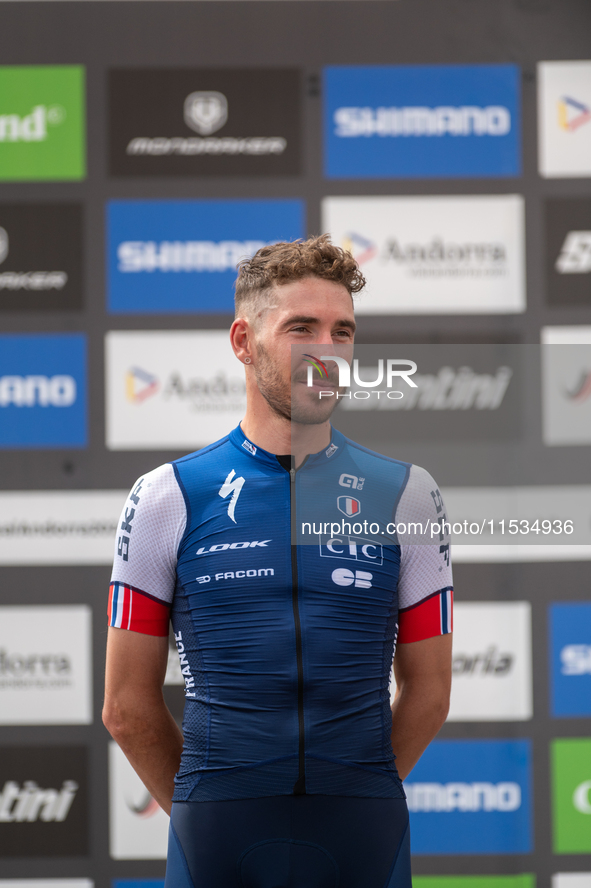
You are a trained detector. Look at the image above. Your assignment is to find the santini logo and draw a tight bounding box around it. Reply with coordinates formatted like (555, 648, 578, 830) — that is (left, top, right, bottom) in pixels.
(405, 781, 521, 812)
(555, 232, 591, 274)
(334, 105, 511, 138)
(0, 104, 66, 143)
(117, 240, 267, 273)
(0, 375, 76, 407)
(0, 779, 78, 822)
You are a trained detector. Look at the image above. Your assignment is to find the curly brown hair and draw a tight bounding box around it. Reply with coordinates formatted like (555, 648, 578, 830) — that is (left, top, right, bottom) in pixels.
(234, 234, 365, 320)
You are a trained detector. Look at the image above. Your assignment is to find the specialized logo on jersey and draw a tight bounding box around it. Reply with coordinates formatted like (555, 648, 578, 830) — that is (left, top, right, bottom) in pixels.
(337, 495, 361, 517)
(331, 568, 372, 589)
(218, 469, 245, 523)
(558, 95, 591, 132)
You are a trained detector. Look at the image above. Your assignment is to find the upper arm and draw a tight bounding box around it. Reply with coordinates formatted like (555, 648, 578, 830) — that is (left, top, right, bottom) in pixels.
(104, 626, 169, 705)
(393, 632, 453, 696)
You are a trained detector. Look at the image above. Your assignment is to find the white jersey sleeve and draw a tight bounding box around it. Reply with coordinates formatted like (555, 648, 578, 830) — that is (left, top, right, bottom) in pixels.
(108, 463, 187, 636)
(395, 464, 453, 643)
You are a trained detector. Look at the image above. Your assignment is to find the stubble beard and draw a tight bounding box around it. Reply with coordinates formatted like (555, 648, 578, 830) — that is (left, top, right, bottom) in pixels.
(254, 341, 340, 425)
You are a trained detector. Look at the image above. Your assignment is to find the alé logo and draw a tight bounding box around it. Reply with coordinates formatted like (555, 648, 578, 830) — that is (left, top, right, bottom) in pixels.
(558, 96, 591, 132)
(304, 354, 417, 402)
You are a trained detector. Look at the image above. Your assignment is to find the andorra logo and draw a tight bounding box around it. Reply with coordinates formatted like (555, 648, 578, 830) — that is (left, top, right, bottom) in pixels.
(184, 91, 228, 136)
(342, 232, 377, 265)
(558, 95, 591, 132)
(126, 367, 159, 403)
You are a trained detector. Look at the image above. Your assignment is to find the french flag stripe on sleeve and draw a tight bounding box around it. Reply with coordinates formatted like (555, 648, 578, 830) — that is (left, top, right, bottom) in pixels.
(108, 583, 170, 637)
(398, 587, 453, 644)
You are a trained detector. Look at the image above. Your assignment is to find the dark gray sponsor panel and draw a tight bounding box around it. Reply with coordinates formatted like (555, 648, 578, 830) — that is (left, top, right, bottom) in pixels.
(0, 745, 89, 857)
(545, 198, 591, 306)
(0, 204, 83, 312)
(109, 68, 302, 177)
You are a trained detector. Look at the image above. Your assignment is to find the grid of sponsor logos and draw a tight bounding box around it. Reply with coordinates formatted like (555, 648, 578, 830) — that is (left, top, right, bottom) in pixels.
(0, 4, 590, 886)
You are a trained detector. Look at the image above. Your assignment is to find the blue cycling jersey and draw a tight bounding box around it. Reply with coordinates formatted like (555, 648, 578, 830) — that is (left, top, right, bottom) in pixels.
(109, 424, 452, 802)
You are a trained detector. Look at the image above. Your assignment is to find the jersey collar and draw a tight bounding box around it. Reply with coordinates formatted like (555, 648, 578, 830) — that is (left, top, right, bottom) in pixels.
(229, 423, 345, 469)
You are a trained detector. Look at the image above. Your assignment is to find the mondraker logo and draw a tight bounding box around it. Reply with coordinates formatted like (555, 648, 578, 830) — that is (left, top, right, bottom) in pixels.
(126, 367, 159, 404)
(555, 232, 591, 274)
(558, 96, 591, 132)
(184, 91, 228, 136)
(565, 370, 591, 402)
(0, 227, 7, 264)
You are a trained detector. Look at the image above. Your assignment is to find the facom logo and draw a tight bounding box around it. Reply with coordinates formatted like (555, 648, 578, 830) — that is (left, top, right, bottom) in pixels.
(406, 781, 521, 812)
(117, 239, 267, 273)
(558, 96, 591, 132)
(0, 778, 78, 821)
(334, 105, 511, 139)
(0, 374, 76, 407)
(0, 104, 66, 143)
(565, 370, 591, 403)
(126, 367, 159, 404)
(555, 232, 591, 274)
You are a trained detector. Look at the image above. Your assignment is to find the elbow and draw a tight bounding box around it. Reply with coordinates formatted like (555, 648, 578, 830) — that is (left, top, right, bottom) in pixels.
(102, 697, 133, 742)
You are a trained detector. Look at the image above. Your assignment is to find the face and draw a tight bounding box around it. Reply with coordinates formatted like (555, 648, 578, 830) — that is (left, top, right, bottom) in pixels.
(251, 276, 355, 425)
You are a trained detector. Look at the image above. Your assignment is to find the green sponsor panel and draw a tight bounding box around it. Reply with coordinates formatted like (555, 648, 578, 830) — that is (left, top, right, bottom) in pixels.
(0, 65, 85, 180)
(552, 738, 591, 853)
(413, 877, 534, 888)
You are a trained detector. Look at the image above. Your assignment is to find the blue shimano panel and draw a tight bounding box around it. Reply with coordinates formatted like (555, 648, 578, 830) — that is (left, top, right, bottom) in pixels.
(0, 333, 87, 448)
(550, 602, 591, 717)
(107, 199, 304, 314)
(324, 64, 521, 179)
(404, 739, 532, 854)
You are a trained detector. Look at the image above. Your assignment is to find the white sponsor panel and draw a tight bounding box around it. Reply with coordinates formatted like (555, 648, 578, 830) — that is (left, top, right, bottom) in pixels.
(443, 485, 591, 562)
(448, 602, 532, 721)
(538, 61, 591, 178)
(322, 195, 526, 314)
(541, 326, 591, 447)
(553, 876, 591, 888)
(0, 606, 92, 725)
(0, 490, 125, 565)
(109, 742, 169, 860)
(0, 882, 93, 888)
(106, 331, 246, 450)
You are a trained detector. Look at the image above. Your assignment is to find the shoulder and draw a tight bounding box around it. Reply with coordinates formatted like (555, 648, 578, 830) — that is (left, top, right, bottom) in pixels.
(396, 464, 447, 522)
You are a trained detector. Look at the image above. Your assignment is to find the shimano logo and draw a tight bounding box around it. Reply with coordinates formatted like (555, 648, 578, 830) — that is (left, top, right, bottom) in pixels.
(334, 105, 511, 138)
(555, 232, 591, 274)
(0, 779, 78, 822)
(117, 240, 267, 273)
(196, 540, 271, 555)
(561, 644, 591, 675)
(453, 646, 513, 676)
(405, 781, 521, 813)
(0, 375, 76, 407)
(0, 105, 65, 143)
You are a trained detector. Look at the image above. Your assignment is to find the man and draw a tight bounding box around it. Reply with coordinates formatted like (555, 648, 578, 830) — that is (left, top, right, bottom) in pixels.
(103, 235, 452, 888)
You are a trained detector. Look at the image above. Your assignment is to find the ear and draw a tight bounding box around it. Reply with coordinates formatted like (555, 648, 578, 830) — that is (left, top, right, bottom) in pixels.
(230, 317, 254, 366)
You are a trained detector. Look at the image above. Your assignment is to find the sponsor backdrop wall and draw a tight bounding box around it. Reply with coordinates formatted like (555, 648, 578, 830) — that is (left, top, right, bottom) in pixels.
(0, 1, 590, 887)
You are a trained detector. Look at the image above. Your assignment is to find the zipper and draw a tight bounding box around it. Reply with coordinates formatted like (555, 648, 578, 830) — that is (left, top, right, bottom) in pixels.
(290, 465, 306, 795)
